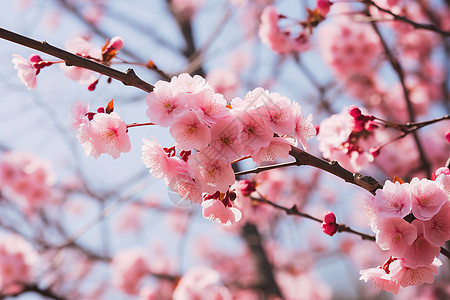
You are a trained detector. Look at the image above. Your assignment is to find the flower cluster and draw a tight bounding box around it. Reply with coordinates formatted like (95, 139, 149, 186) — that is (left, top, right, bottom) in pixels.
(71, 100, 131, 159)
(317, 106, 377, 172)
(142, 73, 315, 225)
(360, 168, 450, 293)
(0, 234, 38, 295)
(0, 151, 56, 213)
(258, 5, 311, 54)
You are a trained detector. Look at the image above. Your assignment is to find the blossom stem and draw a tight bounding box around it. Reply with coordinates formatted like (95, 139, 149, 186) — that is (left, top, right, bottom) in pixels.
(126, 122, 156, 128)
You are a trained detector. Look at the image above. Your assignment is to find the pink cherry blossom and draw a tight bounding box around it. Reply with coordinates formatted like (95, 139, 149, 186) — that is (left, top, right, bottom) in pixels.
(111, 248, 149, 295)
(317, 112, 353, 155)
(0, 151, 56, 213)
(168, 172, 203, 205)
(12, 54, 37, 89)
(0, 234, 38, 294)
(208, 116, 243, 162)
(171, 72, 210, 95)
(202, 199, 242, 226)
(77, 112, 131, 159)
(63, 37, 102, 84)
(402, 220, 441, 268)
(169, 111, 211, 151)
(70, 100, 89, 130)
(145, 80, 186, 127)
(409, 177, 447, 221)
(206, 68, 239, 100)
(389, 258, 441, 288)
(231, 87, 268, 110)
(259, 92, 296, 135)
(435, 171, 450, 197)
(173, 266, 232, 300)
(188, 89, 229, 127)
(104, 36, 124, 53)
(291, 101, 316, 150)
(188, 152, 235, 194)
(423, 202, 450, 246)
(318, 15, 381, 77)
(376, 217, 417, 257)
(373, 180, 412, 219)
(259, 6, 310, 54)
(141, 138, 185, 183)
(251, 137, 292, 165)
(232, 108, 273, 155)
(359, 266, 400, 294)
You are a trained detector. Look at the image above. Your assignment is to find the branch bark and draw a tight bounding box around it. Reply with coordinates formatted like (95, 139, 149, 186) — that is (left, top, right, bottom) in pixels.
(0, 27, 154, 93)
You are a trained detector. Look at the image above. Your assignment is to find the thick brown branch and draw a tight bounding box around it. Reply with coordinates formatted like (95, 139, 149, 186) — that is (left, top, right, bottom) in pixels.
(0, 27, 154, 93)
(2, 283, 66, 300)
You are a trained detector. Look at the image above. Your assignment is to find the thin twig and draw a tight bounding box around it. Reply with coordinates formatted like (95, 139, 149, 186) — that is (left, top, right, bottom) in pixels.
(0, 27, 154, 93)
(252, 196, 376, 241)
(367, 9, 431, 178)
(365, 0, 450, 37)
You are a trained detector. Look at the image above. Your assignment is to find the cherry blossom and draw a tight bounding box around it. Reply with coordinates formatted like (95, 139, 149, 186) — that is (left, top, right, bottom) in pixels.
(0, 234, 38, 294)
(202, 198, 242, 226)
(0, 151, 56, 213)
(169, 111, 211, 151)
(423, 202, 450, 247)
(12, 54, 38, 89)
(70, 100, 89, 130)
(409, 177, 447, 221)
(402, 220, 441, 268)
(188, 152, 235, 194)
(291, 101, 316, 150)
(251, 137, 292, 165)
(111, 248, 149, 295)
(373, 180, 412, 219)
(375, 217, 417, 257)
(145, 80, 186, 127)
(77, 112, 131, 159)
(259, 5, 310, 54)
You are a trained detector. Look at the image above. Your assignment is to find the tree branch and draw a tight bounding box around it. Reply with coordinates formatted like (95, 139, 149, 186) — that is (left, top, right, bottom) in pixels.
(0, 27, 154, 93)
(365, 0, 450, 37)
(367, 10, 431, 178)
(235, 145, 382, 195)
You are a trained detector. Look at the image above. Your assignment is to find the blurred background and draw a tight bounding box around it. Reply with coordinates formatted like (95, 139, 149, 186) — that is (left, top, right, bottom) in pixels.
(0, 0, 449, 299)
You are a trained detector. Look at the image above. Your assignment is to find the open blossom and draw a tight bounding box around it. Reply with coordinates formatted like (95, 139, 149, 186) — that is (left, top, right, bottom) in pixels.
(360, 257, 441, 294)
(208, 116, 243, 162)
(402, 220, 441, 268)
(423, 202, 450, 246)
(202, 198, 242, 226)
(111, 248, 149, 295)
(259, 92, 295, 135)
(169, 111, 211, 151)
(373, 180, 412, 219)
(188, 152, 235, 194)
(409, 177, 448, 221)
(376, 217, 417, 257)
(141, 138, 184, 183)
(292, 101, 316, 150)
(0, 234, 38, 294)
(251, 137, 292, 165)
(77, 112, 131, 159)
(12, 54, 38, 89)
(146, 80, 186, 127)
